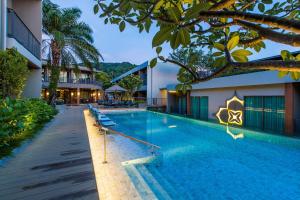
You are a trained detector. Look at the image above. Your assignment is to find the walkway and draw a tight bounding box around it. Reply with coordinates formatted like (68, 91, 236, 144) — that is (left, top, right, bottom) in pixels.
(0, 106, 99, 200)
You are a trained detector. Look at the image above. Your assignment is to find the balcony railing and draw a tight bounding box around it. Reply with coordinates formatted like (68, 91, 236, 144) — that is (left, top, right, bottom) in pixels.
(7, 8, 41, 60)
(43, 77, 102, 86)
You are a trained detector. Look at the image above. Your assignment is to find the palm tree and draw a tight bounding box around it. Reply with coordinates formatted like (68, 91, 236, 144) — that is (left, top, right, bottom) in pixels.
(42, 0, 102, 106)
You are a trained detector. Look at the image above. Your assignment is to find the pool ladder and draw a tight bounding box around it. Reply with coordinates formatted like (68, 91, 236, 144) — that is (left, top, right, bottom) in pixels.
(101, 127, 163, 166)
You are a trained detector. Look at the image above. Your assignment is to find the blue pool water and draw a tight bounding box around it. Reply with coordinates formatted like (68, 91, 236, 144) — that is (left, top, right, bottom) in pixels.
(107, 111, 300, 200)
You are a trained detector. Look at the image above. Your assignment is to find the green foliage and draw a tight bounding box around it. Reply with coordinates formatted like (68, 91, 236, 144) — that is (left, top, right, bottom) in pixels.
(118, 74, 143, 98)
(43, 0, 101, 105)
(95, 71, 113, 89)
(96, 62, 136, 78)
(0, 98, 57, 158)
(95, 0, 300, 81)
(279, 50, 300, 80)
(0, 49, 28, 98)
(171, 47, 214, 94)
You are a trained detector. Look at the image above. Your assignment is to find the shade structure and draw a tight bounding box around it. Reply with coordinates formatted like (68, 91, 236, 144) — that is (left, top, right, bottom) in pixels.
(105, 84, 127, 93)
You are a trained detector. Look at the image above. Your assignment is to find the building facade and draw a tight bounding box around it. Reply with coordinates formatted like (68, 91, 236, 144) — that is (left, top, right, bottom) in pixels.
(166, 71, 300, 136)
(1, 0, 42, 98)
(42, 64, 103, 104)
(112, 61, 180, 105)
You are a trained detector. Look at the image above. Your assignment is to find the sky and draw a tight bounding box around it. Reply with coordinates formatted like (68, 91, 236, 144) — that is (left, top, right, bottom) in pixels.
(52, 0, 299, 65)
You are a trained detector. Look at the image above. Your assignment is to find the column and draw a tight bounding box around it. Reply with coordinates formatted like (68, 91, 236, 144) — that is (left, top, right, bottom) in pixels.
(285, 83, 294, 135)
(0, 0, 7, 50)
(186, 91, 191, 116)
(77, 88, 80, 105)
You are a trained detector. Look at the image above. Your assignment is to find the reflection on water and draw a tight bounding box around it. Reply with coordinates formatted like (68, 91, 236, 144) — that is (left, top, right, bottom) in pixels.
(226, 126, 244, 140)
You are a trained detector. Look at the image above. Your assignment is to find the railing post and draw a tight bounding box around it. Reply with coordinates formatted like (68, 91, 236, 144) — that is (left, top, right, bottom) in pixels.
(101, 127, 108, 164)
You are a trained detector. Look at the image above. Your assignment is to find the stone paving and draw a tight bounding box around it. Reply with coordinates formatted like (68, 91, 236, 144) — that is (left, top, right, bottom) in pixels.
(0, 106, 99, 200)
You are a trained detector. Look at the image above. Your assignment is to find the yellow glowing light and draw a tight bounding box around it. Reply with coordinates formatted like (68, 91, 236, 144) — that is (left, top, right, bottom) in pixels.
(216, 95, 244, 126)
(77, 92, 80, 96)
(216, 107, 229, 125)
(46, 92, 49, 96)
(226, 126, 244, 140)
(168, 90, 177, 94)
(226, 96, 244, 108)
(71, 92, 74, 96)
(228, 110, 243, 126)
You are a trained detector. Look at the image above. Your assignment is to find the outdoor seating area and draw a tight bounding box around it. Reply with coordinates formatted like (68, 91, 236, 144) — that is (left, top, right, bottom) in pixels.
(97, 100, 138, 108)
(88, 104, 116, 127)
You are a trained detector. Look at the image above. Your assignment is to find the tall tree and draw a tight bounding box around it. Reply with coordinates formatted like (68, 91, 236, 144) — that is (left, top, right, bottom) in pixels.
(118, 74, 143, 99)
(94, 0, 300, 82)
(170, 47, 214, 93)
(43, 0, 102, 106)
(95, 71, 113, 89)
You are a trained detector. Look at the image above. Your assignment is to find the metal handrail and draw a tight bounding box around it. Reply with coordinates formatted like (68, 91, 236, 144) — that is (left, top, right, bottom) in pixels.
(107, 128, 161, 150)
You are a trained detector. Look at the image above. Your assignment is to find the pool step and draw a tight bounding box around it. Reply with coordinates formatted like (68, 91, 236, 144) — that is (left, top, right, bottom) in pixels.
(136, 165, 173, 200)
(144, 166, 190, 200)
(125, 165, 158, 200)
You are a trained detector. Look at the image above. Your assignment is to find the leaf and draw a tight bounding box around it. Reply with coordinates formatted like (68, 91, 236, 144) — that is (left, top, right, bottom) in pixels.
(296, 54, 300, 61)
(156, 47, 162, 54)
(179, 28, 190, 46)
(171, 31, 181, 49)
(291, 72, 300, 80)
(167, 7, 181, 22)
(213, 56, 226, 68)
(150, 58, 157, 68)
(278, 71, 289, 78)
(227, 36, 239, 51)
(281, 50, 294, 61)
(232, 54, 248, 62)
(231, 49, 253, 57)
(119, 21, 126, 32)
(93, 4, 99, 14)
(258, 3, 265, 12)
(212, 52, 223, 57)
(262, 0, 273, 4)
(213, 43, 225, 51)
(185, 3, 211, 20)
(152, 26, 174, 47)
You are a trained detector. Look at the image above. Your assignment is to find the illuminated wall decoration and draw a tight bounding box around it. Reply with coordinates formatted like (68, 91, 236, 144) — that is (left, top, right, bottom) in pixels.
(216, 94, 244, 126)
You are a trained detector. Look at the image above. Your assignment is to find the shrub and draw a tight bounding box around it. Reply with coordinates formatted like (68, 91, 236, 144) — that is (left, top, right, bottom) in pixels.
(0, 48, 29, 98)
(0, 98, 57, 158)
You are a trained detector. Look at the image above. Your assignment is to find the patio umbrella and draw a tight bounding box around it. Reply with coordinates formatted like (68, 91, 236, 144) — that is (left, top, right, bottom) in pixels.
(105, 84, 127, 93)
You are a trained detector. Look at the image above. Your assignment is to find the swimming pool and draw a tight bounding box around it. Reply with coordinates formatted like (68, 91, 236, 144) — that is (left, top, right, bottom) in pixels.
(107, 111, 300, 200)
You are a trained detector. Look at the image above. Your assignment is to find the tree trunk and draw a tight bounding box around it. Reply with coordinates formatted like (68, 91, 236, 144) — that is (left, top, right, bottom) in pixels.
(48, 41, 61, 107)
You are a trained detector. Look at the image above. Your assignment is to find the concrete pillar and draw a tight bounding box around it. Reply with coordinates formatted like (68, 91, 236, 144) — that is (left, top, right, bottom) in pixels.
(186, 91, 191, 115)
(285, 83, 294, 135)
(0, 0, 7, 50)
(77, 88, 80, 105)
(22, 68, 42, 98)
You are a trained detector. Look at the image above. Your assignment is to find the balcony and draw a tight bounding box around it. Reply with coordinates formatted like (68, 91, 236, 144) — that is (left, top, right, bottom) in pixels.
(7, 8, 41, 60)
(42, 77, 102, 90)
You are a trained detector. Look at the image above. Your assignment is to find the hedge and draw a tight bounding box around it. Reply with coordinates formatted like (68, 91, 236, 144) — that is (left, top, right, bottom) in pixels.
(0, 98, 57, 158)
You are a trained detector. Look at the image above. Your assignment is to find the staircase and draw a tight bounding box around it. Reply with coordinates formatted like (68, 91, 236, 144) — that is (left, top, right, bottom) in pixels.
(124, 162, 189, 200)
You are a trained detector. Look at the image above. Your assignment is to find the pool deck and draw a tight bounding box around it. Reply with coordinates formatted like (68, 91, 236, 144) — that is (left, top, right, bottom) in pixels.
(0, 106, 99, 200)
(84, 109, 150, 200)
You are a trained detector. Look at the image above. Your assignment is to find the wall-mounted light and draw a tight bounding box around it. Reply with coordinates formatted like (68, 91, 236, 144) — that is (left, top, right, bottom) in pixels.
(216, 95, 244, 126)
(168, 90, 177, 94)
(46, 92, 49, 96)
(71, 92, 74, 96)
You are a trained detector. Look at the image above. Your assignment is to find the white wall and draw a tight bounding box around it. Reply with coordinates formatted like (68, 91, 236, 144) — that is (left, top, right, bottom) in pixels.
(147, 62, 180, 101)
(22, 68, 42, 98)
(191, 84, 285, 119)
